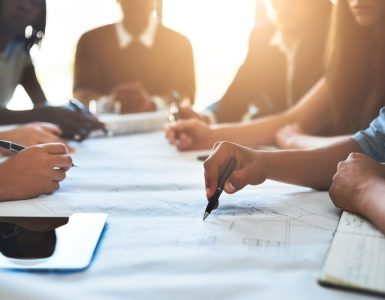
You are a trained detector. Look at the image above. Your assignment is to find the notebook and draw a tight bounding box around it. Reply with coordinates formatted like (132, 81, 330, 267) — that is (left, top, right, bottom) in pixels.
(319, 211, 385, 296)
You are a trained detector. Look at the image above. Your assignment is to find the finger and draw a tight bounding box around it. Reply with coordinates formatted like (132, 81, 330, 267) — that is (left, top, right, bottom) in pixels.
(39, 131, 66, 144)
(173, 119, 197, 132)
(38, 123, 62, 136)
(65, 143, 74, 153)
(51, 155, 73, 170)
(51, 169, 66, 182)
(47, 181, 60, 194)
(212, 141, 222, 152)
(166, 128, 177, 145)
(203, 144, 231, 198)
(41, 143, 68, 155)
(176, 135, 193, 151)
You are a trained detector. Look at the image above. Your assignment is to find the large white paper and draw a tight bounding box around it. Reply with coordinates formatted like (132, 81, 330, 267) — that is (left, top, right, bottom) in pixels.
(0, 133, 371, 300)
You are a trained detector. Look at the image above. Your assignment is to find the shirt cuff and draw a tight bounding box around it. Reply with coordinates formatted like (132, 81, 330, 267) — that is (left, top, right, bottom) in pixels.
(152, 96, 168, 111)
(90, 96, 114, 114)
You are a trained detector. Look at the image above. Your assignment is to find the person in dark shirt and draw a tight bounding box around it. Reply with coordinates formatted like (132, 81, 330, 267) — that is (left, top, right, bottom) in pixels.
(177, 0, 331, 124)
(0, 0, 104, 141)
(166, 0, 385, 152)
(74, 0, 195, 114)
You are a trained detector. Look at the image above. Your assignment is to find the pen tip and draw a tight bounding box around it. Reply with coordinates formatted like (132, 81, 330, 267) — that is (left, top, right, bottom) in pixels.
(203, 212, 209, 221)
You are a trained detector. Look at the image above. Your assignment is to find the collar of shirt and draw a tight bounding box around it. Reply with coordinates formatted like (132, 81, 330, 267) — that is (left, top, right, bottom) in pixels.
(115, 17, 158, 49)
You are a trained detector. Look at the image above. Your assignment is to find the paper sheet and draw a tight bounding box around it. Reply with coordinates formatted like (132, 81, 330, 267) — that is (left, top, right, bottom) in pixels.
(0, 133, 369, 300)
(320, 212, 385, 294)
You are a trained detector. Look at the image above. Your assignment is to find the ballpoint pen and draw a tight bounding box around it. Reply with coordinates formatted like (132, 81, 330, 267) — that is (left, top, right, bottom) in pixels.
(168, 90, 182, 123)
(68, 98, 109, 135)
(203, 158, 237, 221)
(0, 140, 77, 167)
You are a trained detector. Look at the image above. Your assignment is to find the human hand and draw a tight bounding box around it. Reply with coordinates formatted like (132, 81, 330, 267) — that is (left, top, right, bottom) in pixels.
(0, 123, 65, 147)
(275, 123, 304, 149)
(111, 82, 155, 114)
(33, 105, 105, 141)
(164, 119, 215, 151)
(177, 105, 211, 124)
(0, 143, 73, 201)
(329, 153, 385, 216)
(204, 141, 268, 202)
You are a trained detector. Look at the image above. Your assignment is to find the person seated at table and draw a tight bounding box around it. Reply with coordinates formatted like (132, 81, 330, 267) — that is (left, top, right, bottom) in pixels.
(177, 0, 331, 124)
(203, 106, 385, 235)
(0, 0, 104, 141)
(0, 142, 72, 202)
(73, 0, 195, 114)
(166, 0, 385, 152)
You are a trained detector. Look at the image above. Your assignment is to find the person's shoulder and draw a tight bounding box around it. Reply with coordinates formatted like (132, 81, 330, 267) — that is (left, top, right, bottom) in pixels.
(249, 20, 276, 42)
(78, 23, 116, 44)
(156, 24, 192, 46)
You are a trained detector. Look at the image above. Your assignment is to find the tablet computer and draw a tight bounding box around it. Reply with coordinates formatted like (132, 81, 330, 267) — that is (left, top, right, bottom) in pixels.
(0, 213, 107, 271)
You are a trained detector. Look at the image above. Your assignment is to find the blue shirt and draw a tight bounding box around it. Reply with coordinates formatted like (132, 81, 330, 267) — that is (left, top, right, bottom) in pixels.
(353, 107, 385, 162)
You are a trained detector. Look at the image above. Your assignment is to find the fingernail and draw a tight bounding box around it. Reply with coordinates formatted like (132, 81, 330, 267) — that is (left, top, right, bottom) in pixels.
(225, 182, 236, 193)
(206, 187, 210, 196)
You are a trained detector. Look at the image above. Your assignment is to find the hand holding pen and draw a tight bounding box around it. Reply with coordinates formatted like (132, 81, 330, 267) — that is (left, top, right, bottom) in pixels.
(168, 90, 182, 123)
(0, 140, 77, 167)
(203, 141, 269, 220)
(0, 141, 73, 201)
(68, 98, 108, 139)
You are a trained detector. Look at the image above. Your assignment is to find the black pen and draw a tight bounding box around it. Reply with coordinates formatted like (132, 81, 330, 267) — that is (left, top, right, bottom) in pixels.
(69, 98, 109, 135)
(0, 140, 77, 167)
(203, 158, 237, 221)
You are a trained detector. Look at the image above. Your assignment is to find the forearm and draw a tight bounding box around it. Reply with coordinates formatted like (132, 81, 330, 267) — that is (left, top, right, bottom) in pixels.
(0, 109, 41, 125)
(21, 65, 47, 106)
(290, 134, 352, 150)
(263, 139, 361, 190)
(212, 113, 291, 146)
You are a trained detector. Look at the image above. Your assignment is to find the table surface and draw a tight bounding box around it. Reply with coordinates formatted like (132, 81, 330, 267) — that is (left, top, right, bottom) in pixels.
(0, 132, 377, 300)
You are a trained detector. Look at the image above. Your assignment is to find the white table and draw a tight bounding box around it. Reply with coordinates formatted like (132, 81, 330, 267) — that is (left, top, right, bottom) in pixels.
(0, 133, 373, 300)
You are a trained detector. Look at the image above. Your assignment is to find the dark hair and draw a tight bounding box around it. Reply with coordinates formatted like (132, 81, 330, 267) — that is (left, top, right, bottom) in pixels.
(0, 0, 46, 50)
(326, 0, 385, 131)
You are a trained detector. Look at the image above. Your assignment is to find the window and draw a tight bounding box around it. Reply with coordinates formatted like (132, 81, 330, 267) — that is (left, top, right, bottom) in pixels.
(162, 0, 257, 110)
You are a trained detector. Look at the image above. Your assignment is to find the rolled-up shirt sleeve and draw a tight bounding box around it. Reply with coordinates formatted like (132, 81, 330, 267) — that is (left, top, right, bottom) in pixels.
(353, 107, 385, 162)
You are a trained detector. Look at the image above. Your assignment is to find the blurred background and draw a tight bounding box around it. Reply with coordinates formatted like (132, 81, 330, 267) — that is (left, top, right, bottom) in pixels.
(9, 0, 259, 111)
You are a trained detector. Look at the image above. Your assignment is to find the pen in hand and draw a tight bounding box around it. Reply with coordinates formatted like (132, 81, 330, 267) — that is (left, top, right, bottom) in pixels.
(203, 158, 237, 221)
(0, 140, 77, 167)
(168, 90, 182, 123)
(68, 98, 108, 136)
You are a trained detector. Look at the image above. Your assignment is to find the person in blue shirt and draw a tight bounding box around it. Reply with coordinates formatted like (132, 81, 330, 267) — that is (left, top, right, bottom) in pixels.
(203, 107, 385, 235)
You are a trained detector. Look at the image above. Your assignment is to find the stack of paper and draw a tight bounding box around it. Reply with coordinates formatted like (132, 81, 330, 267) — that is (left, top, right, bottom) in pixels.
(92, 111, 169, 137)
